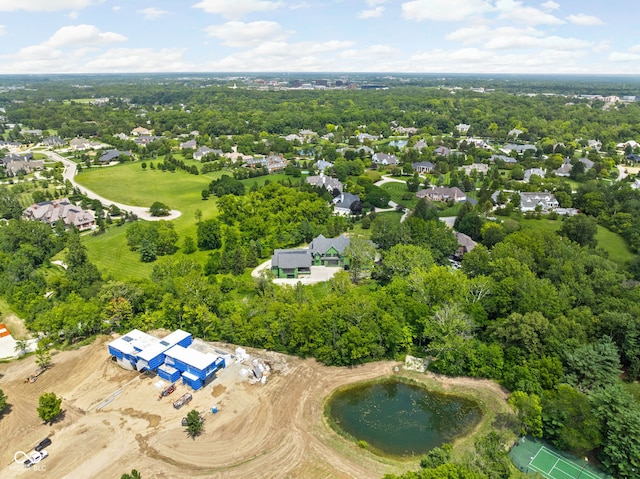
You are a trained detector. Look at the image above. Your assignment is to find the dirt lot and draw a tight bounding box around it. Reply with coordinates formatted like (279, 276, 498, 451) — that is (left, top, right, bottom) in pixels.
(0, 336, 507, 479)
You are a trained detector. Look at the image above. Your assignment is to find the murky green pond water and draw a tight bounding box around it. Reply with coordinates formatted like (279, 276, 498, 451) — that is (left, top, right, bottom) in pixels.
(328, 379, 482, 457)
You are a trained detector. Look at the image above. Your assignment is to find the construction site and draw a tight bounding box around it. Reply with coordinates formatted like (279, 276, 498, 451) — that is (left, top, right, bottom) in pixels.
(0, 331, 507, 478)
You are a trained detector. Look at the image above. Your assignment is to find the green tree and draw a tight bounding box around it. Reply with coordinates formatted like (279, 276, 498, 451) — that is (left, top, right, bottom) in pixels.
(559, 214, 598, 248)
(197, 219, 222, 250)
(0, 388, 7, 415)
(565, 337, 621, 392)
(121, 470, 142, 479)
(184, 409, 204, 439)
(35, 342, 52, 369)
(37, 392, 62, 424)
(508, 391, 543, 437)
(183, 236, 196, 254)
(149, 201, 170, 217)
(344, 234, 375, 283)
(139, 238, 157, 263)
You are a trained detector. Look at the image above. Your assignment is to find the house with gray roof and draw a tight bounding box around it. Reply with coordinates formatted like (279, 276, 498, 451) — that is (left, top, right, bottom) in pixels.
(43, 136, 64, 147)
(270, 249, 312, 279)
(413, 139, 429, 151)
(554, 158, 594, 177)
(24, 198, 95, 231)
(193, 146, 222, 160)
(412, 161, 434, 173)
(502, 143, 537, 155)
(332, 192, 360, 215)
(1, 153, 43, 177)
(270, 234, 351, 278)
(524, 167, 546, 182)
(180, 139, 197, 149)
(520, 192, 559, 212)
(416, 187, 467, 203)
(372, 152, 398, 166)
(459, 163, 489, 175)
(314, 160, 333, 172)
(490, 154, 517, 164)
(99, 149, 132, 163)
(306, 174, 343, 193)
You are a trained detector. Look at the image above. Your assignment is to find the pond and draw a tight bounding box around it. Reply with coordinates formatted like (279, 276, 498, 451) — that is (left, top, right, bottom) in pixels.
(388, 139, 408, 149)
(327, 379, 482, 457)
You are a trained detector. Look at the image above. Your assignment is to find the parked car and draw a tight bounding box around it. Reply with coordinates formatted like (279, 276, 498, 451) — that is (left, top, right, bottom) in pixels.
(24, 450, 48, 468)
(35, 437, 52, 452)
(181, 417, 188, 426)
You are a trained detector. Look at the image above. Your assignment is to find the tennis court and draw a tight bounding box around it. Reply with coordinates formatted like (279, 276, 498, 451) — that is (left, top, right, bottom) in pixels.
(528, 446, 598, 479)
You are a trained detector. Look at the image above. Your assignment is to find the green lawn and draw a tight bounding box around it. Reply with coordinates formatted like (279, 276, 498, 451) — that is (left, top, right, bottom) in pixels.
(380, 182, 419, 209)
(519, 217, 634, 265)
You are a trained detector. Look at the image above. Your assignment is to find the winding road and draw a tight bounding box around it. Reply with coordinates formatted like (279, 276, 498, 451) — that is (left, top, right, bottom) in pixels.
(41, 150, 182, 221)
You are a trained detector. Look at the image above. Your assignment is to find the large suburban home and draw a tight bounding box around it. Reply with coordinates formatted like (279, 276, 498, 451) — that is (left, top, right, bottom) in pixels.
(42, 136, 64, 147)
(99, 149, 132, 163)
(520, 192, 559, 212)
(416, 186, 467, 203)
(179, 139, 197, 150)
(193, 146, 222, 160)
(434, 146, 451, 157)
(305, 173, 343, 193)
(314, 159, 333, 172)
(134, 135, 162, 147)
(412, 161, 435, 173)
(454, 232, 477, 260)
(413, 139, 429, 151)
(270, 234, 351, 278)
(357, 133, 379, 142)
(332, 192, 361, 215)
(455, 123, 470, 134)
(554, 158, 595, 177)
(1, 153, 44, 177)
(372, 152, 398, 166)
(24, 198, 96, 231)
(460, 163, 489, 175)
(524, 168, 546, 182)
(131, 127, 152, 136)
(309, 234, 351, 267)
(70, 138, 102, 150)
(502, 143, 538, 155)
(490, 154, 518, 164)
(270, 249, 312, 279)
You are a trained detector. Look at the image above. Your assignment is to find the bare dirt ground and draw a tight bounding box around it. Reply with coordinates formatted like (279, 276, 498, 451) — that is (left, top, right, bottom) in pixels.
(0, 336, 508, 479)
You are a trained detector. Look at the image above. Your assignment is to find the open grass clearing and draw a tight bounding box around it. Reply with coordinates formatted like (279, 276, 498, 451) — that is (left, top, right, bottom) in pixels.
(380, 182, 419, 209)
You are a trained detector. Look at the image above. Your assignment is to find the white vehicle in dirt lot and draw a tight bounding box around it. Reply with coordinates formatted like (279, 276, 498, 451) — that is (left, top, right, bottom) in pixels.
(24, 450, 48, 468)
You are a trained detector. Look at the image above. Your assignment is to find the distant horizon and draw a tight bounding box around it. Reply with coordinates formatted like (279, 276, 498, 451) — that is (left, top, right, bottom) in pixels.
(0, 1, 639, 75)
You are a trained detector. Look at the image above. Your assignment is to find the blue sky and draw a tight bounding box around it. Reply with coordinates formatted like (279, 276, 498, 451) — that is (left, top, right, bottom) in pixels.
(0, 0, 638, 74)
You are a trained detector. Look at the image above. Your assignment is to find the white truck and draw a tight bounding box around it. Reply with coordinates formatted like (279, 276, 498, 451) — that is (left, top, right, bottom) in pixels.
(24, 450, 48, 468)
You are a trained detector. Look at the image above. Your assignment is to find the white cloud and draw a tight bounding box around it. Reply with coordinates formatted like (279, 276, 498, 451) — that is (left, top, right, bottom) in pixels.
(447, 25, 590, 51)
(630, 45, 640, 54)
(83, 48, 191, 72)
(47, 25, 127, 47)
(0, 0, 94, 11)
(609, 51, 640, 63)
(366, 0, 387, 5)
(0, 25, 5, 36)
(358, 6, 384, 18)
(496, 0, 564, 25)
(192, 0, 282, 19)
(112, 5, 121, 11)
(567, 14, 603, 26)
(138, 7, 169, 20)
(402, 0, 494, 21)
(541, 0, 559, 11)
(68, 11, 79, 19)
(205, 21, 292, 47)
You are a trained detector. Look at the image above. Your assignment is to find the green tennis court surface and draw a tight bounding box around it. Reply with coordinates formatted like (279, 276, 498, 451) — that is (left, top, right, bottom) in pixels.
(509, 436, 611, 479)
(529, 446, 599, 479)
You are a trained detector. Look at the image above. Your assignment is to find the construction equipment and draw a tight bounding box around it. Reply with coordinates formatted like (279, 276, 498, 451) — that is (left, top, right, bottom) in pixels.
(172, 393, 192, 409)
(158, 384, 176, 400)
(24, 367, 46, 383)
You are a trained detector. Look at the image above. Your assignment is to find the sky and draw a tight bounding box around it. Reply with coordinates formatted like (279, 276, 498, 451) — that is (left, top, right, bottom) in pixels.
(0, 0, 639, 75)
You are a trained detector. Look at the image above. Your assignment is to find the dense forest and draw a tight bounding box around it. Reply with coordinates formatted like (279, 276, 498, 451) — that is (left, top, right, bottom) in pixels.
(1, 75, 640, 478)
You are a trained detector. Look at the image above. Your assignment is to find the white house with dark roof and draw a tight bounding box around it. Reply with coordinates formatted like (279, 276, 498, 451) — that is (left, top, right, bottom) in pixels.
(524, 168, 546, 182)
(306, 173, 343, 193)
(332, 192, 360, 215)
(455, 123, 470, 134)
(520, 192, 558, 212)
(372, 152, 398, 166)
(460, 163, 489, 175)
(416, 187, 467, 203)
(412, 161, 434, 173)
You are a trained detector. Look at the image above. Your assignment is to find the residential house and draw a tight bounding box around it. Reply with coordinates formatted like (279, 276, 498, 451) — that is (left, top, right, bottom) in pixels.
(271, 249, 312, 278)
(355, 146, 374, 156)
(179, 139, 197, 149)
(193, 146, 222, 160)
(617, 140, 639, 150)
(524, 168, 546, 182)
(70, 138, 100, 151)
(627, 154, 640, 163)
(508, 128, 523, 138)
(554, 158, 594, 177)
(223, 147, 253, 163)
(0, 140, 22, 152)
(434, 146, 451, 157)
(462, 138, 491, 149)
(489, 154, 518, 164)
(270, 234, 351, 278)
(131, 127, 152, 136)
(309, 234, 351, 267)
(460, 163, 489, 175)
(520, 192, 559, 212)
(332, 192, 360, 215)
(24, 198, 95, 230)
(314, 160, 333, 172)
(99, 149, 132, 163)
(393, 126, 418, 135)
(113, 133, 129, 141)
(284, 133, 304, 143)
(244, 154, 288, 173)
(501, 143, 537, 155)
(454, 232, 477, 260)
(21, 129, 43, 137)
(42, 136, 64, 147)
(588, 139, 602, 151)
(455, 123, 470, 134)
(416, 187, 467, 203)
(631, 178, 640, 190)
(306, 173, 343, 193)
(371, 152, 398, 166)
(134, 135, 162, 147)
(357, 133, 379, 142)
(1, 153, 43, 177)
(413, 139, 429, 151)
(412, 161, 435, 173)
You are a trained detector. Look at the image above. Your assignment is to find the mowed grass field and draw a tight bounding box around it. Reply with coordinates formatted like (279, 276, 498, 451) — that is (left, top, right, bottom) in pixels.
(519, 218, 634, 265)
(75, 160, 224, 279)
(380, 181, 419, 209)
